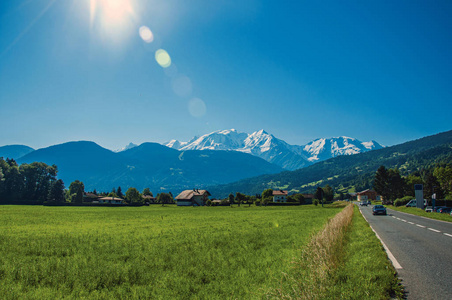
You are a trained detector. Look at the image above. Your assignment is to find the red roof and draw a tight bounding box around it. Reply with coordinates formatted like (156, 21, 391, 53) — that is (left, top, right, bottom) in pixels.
(272, 190, 288, 196)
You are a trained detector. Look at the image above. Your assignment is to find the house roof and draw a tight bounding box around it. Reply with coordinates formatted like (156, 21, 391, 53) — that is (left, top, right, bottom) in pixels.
(272, 190, 288, 196)
(142, 195, 155, 200)
(301, 193, 314, 198)
(99, 197, 124, 201)
(175, 189, 211, 200)
(357, 189, 376, 195)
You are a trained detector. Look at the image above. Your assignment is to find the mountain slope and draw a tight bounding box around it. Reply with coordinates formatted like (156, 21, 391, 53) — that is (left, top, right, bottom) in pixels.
(18, 141, 283, 193)
(164, 129, 382, 170)
(0, 145, 35, 160)
(208, 130, 452, 198)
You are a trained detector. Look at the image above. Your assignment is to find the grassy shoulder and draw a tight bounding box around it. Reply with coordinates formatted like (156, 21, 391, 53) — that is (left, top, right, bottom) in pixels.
(388, 206, 452, 223)
(327, 205, 403, 299)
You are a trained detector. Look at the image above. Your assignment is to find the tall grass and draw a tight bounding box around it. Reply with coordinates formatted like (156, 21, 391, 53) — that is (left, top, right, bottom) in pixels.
(0, 205, 343, 299)
(270, 204, 403, 299)
(270, 203, 354, 299)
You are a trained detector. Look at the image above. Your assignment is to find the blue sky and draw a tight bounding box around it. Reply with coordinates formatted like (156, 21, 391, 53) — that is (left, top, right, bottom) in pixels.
(1, 0, 451, 150)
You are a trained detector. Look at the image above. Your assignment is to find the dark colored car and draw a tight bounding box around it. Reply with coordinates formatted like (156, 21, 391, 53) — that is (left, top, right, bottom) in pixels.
(372, 205, 387, 215)
(433, 206, 447, 213)
(438, 207, 452, 214)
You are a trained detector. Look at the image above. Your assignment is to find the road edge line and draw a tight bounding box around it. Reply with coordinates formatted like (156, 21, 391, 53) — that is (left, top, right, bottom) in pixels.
(358, 207, 403, 270)
(388, 208, 452, 225)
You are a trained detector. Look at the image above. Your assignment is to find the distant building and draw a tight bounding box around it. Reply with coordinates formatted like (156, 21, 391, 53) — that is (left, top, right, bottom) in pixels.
(142, 195, 156, 204)
(83, 192, 101, 203)
(357, 189, 380, 201)
(175, 189, 211, 206)
(301, 193, 314, 204)
(99, 197, 124, 204)
(273, 190, 288, 202)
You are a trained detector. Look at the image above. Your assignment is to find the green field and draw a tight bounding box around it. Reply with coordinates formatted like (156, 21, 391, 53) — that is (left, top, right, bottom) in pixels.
(0, 205, 344, 299)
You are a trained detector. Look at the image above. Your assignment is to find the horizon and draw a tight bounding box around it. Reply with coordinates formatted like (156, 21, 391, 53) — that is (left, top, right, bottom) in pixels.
(1, 1, 451, 150)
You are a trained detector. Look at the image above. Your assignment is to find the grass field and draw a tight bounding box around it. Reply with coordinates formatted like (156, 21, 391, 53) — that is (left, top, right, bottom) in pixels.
(0, 204, 345, 299)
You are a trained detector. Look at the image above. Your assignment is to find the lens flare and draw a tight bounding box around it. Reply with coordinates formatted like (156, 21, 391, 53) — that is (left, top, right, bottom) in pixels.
(139, 26, 153, 43)
(155, 49, 171, 68)
(172, 75, 192, 97)
(188, 98, 206, 117)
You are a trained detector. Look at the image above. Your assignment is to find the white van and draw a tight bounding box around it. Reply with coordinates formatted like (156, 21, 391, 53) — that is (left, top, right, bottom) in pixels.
(406, 199, 427, 207)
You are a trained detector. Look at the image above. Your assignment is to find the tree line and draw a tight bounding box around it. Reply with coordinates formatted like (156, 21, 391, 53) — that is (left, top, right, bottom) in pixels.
(374, 164, 452, 204)
(0, 158, 174, 205)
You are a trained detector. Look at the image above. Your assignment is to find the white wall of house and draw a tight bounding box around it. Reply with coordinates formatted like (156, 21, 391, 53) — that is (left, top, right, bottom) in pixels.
(273, 195, 287, 203)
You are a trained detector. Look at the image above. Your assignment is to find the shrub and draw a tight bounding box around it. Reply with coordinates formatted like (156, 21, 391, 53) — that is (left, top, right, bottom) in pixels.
(313, 199, 319, 206)
(206, 199, 212, 206)
(394, 196, 413, 207)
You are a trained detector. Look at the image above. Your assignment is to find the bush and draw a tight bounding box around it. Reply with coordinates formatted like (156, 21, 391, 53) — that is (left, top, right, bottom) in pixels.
(206, 199, 212, 206)
(394, 196, 413, 207)
(313, 199, 319, 206)
(255, 200, 260, 206)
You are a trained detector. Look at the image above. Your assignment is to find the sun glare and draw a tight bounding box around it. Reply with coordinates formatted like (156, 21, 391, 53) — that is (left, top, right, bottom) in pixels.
(90, 0, 136, 28)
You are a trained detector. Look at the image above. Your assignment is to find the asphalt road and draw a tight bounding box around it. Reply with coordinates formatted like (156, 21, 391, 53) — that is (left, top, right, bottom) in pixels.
(358, 204, 452, 300)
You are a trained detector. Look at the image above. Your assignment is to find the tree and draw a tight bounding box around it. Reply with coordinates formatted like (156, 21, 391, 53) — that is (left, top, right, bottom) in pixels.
(125, 187, 142, 204)
(48, 179, 65, 203)
(142, 188, 153, 197)
(293, 193, 305, 204)
(388, 168, 405, 201)
(314, 187, 324, 207)
(374, 166, 390, 204)
(228, 193, 234, 205)
(117, 186, 124, 198)
(323, 185, 334, 202)
(434, 166, 452, 197)
(235, 192, 246, 207)
(69, 180, 84, 203)
(157, 192, 173, 206)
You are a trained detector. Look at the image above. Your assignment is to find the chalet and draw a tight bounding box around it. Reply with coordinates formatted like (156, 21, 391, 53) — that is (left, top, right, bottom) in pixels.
(357, 189, 381, 201)
(176, 189, 211, 206)
(99, 197, 125, 204)
(142, 195, 156, 204)
(273, 190, 288, 202)
(301, 193, 315, 204)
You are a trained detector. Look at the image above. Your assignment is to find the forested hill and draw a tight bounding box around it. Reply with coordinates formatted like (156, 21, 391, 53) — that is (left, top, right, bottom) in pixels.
(208, 130, 452, 198)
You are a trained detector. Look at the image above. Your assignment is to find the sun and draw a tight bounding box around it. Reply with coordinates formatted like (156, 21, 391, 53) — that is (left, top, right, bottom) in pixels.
(90, 0, 136, 28)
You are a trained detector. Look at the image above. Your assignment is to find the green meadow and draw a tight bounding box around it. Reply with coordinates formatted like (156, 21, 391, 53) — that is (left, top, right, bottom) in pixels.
(0, 205, 343, 299)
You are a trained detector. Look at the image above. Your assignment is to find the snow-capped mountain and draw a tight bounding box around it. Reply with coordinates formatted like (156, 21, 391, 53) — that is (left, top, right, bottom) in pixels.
(164, 129, 383, 170)
(114, 142, 138, 153)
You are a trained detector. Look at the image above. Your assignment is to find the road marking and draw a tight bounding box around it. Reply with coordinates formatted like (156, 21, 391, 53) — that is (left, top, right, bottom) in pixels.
(428, 228, 441, 233)
(416, 224, 426, 228)
(408, 222, 415, 225)
(444, 233, 452, 238)
(401, 219, 407, 222)
(359, 208, 402, 270)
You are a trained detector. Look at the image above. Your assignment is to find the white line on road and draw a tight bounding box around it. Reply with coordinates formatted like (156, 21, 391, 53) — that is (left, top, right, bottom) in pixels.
(444, 233, 452, 238)
(416, 224, 426, 228)
(428, 228, 441, 233)
(359, 208, 402, 270)
(401, 219, 407, 222)
(408, 222, 415, 224)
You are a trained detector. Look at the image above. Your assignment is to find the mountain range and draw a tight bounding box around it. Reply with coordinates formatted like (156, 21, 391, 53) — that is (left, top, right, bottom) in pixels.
(164, 129, 383, 170)
(207, 130, 452, 198)
(16, 141, 282, 193)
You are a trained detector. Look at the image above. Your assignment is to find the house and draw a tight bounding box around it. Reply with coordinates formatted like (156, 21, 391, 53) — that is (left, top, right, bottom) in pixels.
(273, 190, 288, 202)
(142, 195, 156, 204)
(357, 189, 381, 201)
(83, 192, 101, 203)
(301, 193, 315, 204)
(99, 197, 124, 204)
(175, 189, 211, 206)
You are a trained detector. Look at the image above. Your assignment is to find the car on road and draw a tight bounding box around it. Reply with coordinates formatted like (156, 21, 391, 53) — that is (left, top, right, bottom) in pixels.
(367, 200, 372, 205)
(372, 205, 387, 215)
(360, 201, 368, 206)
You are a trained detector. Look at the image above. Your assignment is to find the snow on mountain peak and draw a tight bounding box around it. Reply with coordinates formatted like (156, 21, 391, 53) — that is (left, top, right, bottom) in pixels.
(161, 129, 383, 170)
(114, 142, 138, 152)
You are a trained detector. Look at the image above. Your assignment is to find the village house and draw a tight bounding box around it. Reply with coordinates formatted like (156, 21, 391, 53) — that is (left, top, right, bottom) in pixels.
(273, 190, 288, 202)
(98, 197, 125, 205)
(175, 189, 211, 206)
(357, 189, 381, 202)
(301, 193, 315, 204)
(142, 195, 156, 204)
